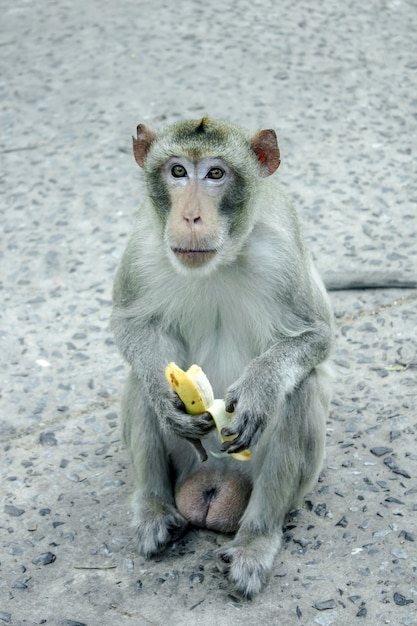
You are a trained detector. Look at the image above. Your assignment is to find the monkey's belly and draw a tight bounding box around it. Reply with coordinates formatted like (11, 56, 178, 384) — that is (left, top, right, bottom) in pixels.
(175, 469, 251, 534)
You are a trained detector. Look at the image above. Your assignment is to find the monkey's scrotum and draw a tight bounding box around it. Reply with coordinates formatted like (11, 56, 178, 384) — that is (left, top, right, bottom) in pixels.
(165, 363, 251, 462)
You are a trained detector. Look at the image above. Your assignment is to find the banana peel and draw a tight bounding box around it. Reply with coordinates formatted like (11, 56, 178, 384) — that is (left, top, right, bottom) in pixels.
(165, 362, 251, 462)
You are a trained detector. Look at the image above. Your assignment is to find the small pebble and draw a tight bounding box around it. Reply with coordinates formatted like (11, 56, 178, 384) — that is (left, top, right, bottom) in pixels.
(314, 503, 327, 517)
(32, 552, 56, 566)
(393, 592, 414, 606)
(189, 572, 204, 584)
(39, 508, 51, 516)
(293, 537, 312, 548)
(12, 580, 29, 589)
(385, 497, 404, 504)
(336, 516, 348, 528)
(383, 457, 411, 478)
(314, 599, 336, 611)
(358, 519, 372, 530)
(67, 473, 81, 482)
(39, 431, 58, 446)
(101, 479, 125, 488)
(370, 446, 393, 457)
(0, 612, 11, 623)
(399, 530, 414, 542)
(391, 548, 408, 560)
(390, 430, 401, 442)
(4, 505, 25, 517)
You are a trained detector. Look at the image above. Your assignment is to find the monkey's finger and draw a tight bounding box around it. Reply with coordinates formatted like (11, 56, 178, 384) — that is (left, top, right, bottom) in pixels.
(195, 411, 215, 433)
(186, 438, 208, 462)
(171, 392, 186, 412)
(220, 426, 237, 438)
(225, 398, 237, 413)
(220, 438, 248, 454)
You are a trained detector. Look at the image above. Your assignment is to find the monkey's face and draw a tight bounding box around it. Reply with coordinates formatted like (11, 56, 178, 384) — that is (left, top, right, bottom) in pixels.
(132, 118, 280, 276)
(160, 155, 238, 275)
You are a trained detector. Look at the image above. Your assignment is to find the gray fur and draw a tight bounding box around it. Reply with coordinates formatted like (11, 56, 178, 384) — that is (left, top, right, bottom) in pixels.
(111, 118, 333, 598)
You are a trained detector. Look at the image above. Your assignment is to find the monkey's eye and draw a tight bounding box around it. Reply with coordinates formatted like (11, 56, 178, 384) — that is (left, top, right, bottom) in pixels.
(206, 167, 225, 180)
(171, 164, 187, 178)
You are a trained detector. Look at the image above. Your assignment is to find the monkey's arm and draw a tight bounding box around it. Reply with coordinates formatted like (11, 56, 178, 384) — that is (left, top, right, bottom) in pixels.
(222, 316, 333, 455)
(111, 257, 214, 447)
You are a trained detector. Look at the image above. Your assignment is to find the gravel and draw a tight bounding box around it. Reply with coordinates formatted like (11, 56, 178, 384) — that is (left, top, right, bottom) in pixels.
(1, 0, 416, 624)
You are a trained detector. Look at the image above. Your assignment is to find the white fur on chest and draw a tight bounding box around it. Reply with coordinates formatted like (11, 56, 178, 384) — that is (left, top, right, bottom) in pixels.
(138, 251, 279, 395)
(167, 269, 277, 396)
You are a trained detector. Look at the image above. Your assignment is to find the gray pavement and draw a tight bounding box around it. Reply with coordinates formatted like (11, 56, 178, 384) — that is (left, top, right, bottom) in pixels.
(1, 0, 416, 624)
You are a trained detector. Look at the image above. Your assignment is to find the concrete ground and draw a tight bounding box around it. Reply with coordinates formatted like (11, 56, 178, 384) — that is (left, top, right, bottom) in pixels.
(1, 0, 416, 624)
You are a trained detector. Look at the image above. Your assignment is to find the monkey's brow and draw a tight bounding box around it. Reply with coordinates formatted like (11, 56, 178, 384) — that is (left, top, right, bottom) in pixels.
(168, 155, 224, 161)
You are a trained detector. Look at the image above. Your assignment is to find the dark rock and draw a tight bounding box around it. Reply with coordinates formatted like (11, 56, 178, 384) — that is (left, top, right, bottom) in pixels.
(189, 572, 204, 584)
(293, 537, 312, 548)
(314, 503, 327, 517)
(32, 552, 56, 566)
(399, 530, 414, 542)
(383, 457, 411, 478)
(348, 595, 362, 604)
(370, 446, 393, 457)
(39, 508, 51, 516)
(40, 431, 58, 446)
(393, 592, 414, 606)
(4, 505, 25, 517)
(61, 621, 88, 626)
(336, 516, 348, 528)
(12, 580, 29, 589)
(314, 599, 337, 610)
(385, 497, 404, 504)
(0, 612, 11, 623)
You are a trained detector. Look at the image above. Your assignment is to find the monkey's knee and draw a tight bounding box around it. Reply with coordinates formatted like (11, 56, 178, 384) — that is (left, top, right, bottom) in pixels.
(175, 470, 251, 534)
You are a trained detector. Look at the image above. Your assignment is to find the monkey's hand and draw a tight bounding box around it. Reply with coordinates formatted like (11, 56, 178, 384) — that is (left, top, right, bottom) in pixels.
(166, 391, 214, 438)
(221, 365, 277, 454)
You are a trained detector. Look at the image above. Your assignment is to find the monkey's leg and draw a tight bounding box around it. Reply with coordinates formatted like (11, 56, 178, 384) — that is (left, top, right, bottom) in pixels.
(122, 371, 189, 557)
(217, 367, 330, 598)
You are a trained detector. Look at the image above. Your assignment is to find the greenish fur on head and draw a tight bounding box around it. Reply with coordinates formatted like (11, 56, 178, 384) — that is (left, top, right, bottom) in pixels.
(144, 117, 259, 177)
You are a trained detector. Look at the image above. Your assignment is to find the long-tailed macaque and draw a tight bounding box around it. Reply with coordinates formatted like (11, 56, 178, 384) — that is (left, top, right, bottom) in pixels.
(111, 117, 333, 598)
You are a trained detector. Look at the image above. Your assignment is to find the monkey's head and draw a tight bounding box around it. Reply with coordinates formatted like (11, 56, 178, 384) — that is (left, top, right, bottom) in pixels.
(132, 117, 280, 276)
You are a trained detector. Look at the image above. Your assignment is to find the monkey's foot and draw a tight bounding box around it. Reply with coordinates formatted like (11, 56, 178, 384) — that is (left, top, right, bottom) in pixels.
(216, 533, 281, 598)
(133, 501, 188, 558)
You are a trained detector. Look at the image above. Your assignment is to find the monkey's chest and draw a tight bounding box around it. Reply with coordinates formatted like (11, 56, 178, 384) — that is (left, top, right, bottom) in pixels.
(178, 303, 272, 397)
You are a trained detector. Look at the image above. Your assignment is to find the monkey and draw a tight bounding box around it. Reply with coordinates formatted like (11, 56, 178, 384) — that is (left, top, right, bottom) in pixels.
(111, 116, 334, 598)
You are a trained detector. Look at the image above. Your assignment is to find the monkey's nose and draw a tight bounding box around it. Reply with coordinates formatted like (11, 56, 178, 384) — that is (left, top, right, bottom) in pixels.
(184, 214, 202, 225)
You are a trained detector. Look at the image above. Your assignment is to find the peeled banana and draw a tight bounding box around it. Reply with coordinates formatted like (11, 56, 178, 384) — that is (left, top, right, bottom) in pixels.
(165, 362, 251, 462)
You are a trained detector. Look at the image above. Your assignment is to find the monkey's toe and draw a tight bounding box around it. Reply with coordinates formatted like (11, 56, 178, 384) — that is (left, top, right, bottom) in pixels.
(134, 507, 188, 557)
(216, 536, 280, 598)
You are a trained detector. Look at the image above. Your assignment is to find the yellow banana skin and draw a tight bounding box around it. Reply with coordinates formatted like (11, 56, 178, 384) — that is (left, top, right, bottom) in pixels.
(165, 362, 251, 462)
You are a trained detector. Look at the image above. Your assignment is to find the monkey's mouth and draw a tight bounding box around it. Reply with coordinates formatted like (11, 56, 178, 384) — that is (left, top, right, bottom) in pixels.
(172, 248, 217, 267)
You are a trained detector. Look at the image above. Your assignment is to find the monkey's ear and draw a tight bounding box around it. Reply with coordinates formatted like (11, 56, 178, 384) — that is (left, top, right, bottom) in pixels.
(251, 129, 281, 176)
(132, 124, 156, 168)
